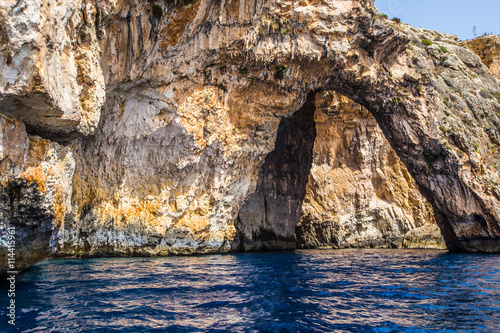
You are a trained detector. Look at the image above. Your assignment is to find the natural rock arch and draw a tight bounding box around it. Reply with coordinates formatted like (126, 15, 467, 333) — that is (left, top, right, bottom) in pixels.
(222, 0, 500, 252)
(225, 1, 500, 253)
(317, 54, 500, 252)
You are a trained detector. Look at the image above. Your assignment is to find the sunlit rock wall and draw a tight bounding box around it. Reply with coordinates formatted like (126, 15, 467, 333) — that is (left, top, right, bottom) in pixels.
(462, 35, 500, 80)
(296, 92, 445, 249)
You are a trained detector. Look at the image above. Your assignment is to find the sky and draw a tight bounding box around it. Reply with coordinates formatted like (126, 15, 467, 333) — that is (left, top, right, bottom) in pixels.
(374, 0, 499, 40)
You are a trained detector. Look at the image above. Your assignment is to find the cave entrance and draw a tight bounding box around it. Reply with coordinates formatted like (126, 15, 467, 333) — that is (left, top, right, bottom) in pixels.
(233, 93, 317, 251)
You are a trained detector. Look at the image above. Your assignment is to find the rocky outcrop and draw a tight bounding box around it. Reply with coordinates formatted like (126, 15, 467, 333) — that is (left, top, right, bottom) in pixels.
(296, 91, 444, 249)
(0, 0, 105, 140)
(0, 114, 75, 275)
(2, 0, 500, 274)
(462, 36, 500, 80)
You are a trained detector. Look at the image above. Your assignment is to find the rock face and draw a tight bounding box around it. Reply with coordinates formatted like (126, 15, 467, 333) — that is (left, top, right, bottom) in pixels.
(296, 91, 444, 249)
(234, 93, 317, 251)
(462, 36, 500, 80)
(0, 0, 105, 140)
(2, 0, 500, 274)
(235, 90, 445, 251)
(0, 114, 75, 274)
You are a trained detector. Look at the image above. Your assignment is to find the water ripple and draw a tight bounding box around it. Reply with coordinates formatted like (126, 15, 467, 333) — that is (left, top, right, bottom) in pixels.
(0, 249, 499, 332)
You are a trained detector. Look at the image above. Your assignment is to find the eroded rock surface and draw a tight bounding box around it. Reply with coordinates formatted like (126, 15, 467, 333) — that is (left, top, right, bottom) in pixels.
(1, 0, 500, 274)
(296, 92, 445, 249)
(0, 114, 75, 276)
(463, 36, 500, 80)
(0, 0, 105, 140)
(234, 93, 316, 251)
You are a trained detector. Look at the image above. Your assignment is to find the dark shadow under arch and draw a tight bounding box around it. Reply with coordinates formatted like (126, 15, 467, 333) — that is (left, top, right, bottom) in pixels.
(233, 93, 317, 251)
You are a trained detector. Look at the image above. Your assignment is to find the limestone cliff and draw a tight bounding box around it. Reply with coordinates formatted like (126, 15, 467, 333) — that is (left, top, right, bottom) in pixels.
(0, 0, 105, 140)
(0, 114, 75, 273)
(2, 0, 500, 275)
(462, 36, 500, 80)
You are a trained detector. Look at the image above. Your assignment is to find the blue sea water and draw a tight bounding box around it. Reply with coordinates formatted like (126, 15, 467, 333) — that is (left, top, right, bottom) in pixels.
(1, 249, 499, 332)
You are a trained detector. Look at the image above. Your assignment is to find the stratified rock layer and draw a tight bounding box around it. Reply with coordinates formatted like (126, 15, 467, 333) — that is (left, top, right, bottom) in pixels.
(1, 0, 500, 274)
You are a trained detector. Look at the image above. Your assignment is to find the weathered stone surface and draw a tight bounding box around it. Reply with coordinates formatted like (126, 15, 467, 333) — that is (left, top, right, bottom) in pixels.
(0, 114, 75, 276)
(462, 36, 500, 80)
(296, 91, 444, 250)
(234, 93, 316, 251)
(237, 90, 445, 251)
(0, 0, 105, 140)
(401, 223, 446, 249)
(1, 0, 500, 273)
(56, 82, 291, 256)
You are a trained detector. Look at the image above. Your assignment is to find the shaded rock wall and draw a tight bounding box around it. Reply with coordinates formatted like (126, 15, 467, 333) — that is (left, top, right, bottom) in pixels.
(234, 93, 316, 251)
(0, 114, 75, 274)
